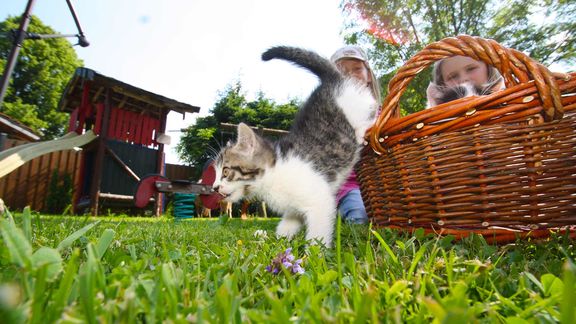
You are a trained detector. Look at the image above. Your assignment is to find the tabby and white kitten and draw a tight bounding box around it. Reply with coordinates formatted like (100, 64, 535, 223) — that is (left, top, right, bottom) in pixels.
(427, 81, 500, 108)
(435, 83, 484, 105)
(211, 46, 377, 247)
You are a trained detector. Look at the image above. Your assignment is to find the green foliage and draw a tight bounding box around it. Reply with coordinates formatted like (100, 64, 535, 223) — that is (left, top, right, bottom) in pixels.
(1, 98, 48, 131)
(0, 208, 110, 323)
(341, 0, 576, 114)
(0, 211, 575, 322)
(488, 0, 576, 65)
(45, 170, 73, 214)
(176, 81, 299, 175)
(0, 15, 83, 139)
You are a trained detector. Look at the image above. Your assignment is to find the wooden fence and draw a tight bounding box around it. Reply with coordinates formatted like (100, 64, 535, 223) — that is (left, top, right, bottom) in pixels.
(0, 138, 83, 212)
(0, 137, 197, 212)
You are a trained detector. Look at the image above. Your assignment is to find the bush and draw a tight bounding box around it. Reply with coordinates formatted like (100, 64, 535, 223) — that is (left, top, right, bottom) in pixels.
(45, 170, 72, 214)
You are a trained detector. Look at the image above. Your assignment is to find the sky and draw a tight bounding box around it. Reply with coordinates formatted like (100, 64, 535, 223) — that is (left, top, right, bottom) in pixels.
(1, 0, 350, 164)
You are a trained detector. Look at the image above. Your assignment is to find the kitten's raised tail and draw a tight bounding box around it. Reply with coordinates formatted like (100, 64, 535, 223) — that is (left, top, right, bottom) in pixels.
(261, 46, 341, 84)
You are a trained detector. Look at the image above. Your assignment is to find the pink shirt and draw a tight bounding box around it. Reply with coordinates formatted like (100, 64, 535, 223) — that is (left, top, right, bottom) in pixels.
(336, 170, 359, 203)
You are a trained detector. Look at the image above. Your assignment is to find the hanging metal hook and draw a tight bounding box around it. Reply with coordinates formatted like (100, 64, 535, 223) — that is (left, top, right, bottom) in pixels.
(0, 0, 90, 107)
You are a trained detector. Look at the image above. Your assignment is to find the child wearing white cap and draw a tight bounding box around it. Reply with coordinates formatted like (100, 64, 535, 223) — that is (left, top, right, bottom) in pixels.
(330, 45, 381, 224)
(331, 46, 381, 104)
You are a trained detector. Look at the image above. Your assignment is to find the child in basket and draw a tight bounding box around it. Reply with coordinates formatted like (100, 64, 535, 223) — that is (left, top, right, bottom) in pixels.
(426, 55, 504, 107)
(330, 45, 381, 224)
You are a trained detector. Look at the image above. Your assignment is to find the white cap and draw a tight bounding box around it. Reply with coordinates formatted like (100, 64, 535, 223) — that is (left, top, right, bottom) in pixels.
(330, 45, 368, 63)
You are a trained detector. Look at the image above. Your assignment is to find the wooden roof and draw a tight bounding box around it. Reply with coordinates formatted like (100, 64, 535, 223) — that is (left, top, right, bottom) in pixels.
(0, 112, 41, 141)
(58, 67, 200, 118)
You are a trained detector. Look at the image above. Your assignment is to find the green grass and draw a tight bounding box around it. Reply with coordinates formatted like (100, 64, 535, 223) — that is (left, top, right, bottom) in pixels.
(1, 207, 575, 323)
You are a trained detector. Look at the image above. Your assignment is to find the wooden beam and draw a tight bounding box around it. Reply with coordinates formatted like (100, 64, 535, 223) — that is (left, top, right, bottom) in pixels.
(117, 94, 128, 108)
(110, 85, 199, 114)
(154, 110, 168, 217)
(99, 193, 140, 201)
(111, 86, 169, 110)
(89, 88, 112, 216)
(91, 86, 104, 104)
(104, 146, 140, 182)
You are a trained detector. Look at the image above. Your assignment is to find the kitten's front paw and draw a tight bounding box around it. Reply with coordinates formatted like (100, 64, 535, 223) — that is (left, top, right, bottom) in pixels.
(276, 218, 302, 239)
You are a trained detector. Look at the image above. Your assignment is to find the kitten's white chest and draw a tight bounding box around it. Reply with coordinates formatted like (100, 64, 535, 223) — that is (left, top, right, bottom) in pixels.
(252, 156, 334, 212)
(336, 78, 377, 143)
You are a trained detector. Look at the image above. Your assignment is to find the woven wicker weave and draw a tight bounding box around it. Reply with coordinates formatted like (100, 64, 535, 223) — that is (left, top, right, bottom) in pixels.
(357, 35, 576, 243)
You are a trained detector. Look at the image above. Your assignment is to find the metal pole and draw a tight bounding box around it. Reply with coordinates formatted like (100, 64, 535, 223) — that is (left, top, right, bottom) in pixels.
(65, 0, 89, 47)
(0, 0, 37, 109)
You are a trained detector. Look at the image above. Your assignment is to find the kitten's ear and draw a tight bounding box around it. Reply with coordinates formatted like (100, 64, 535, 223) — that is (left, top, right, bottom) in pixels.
(235, 123, 257, 155)
(426, 83, 442, 108)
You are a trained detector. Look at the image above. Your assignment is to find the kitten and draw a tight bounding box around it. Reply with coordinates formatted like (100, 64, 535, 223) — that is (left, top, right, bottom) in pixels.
(436, 83, 484, 105)
(428, 82, 498, 107)
(210, 46, 377, 247)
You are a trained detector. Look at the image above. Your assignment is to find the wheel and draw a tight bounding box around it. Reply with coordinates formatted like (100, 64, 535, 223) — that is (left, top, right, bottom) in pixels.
(133, 174, 168, 208)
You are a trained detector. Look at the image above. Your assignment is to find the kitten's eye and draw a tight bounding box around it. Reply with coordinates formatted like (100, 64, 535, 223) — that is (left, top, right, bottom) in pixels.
(466, 66, 478, 72)
(222, 168, 231, 177)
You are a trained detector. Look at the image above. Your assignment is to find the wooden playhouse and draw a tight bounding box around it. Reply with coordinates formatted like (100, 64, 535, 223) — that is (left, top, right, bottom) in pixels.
(60, 67, 200, 216)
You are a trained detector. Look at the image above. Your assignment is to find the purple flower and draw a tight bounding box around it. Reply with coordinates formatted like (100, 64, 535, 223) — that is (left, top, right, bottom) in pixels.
(266, 248, 305, 275)
(265, 265, 280, 274)
(292, 259, 305, 274)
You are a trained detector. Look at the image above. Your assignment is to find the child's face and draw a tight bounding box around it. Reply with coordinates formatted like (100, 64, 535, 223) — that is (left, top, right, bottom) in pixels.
(336, 58, 371, 85)
(441, 56, 489, 87)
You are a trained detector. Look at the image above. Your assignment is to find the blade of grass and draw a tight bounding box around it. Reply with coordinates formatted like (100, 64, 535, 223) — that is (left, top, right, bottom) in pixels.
(261, 284, 291, 323)
(406, 242, 428, 281)
(493, 292, 524, 315)
(425, 277, 444, 303)
(50, 248, 81, 323)
(371, 229, 399, 266)
(365, 222, 375, 264)
(57, 221, 100, 251)
(79, 243, 98, 324)
(519, 295, 562, 319)
(22, 206, 32, 243)
(128, 244, 137, 261)
(30, 265, 48, 324)
(523, 271, 544, 294)
(562, 260, 576, 324)
(94, 228, 115, 260)
(0, 218, 33, 269)
(161, 263, 179, 319)
(421, 243, 441, 295)
(336, 214, 344, 305)
(2, 203, 15, 222)
(31, 247, 63, 282)
(442, 249, 454, 289)
(421, 297, 447, 321)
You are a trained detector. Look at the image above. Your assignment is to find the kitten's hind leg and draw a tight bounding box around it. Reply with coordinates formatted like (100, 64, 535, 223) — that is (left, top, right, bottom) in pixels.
(276, 213, 303, 240)
(303, 199, 337, 248)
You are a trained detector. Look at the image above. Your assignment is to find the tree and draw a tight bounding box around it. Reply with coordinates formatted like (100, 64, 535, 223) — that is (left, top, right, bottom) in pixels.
(341, 0, 576, 114)
(176, 81, 299, 176)
(0, 15, 83, 139)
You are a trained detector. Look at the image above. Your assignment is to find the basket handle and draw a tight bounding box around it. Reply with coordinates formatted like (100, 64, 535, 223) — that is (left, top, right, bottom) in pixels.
(368, 35, 569, 153)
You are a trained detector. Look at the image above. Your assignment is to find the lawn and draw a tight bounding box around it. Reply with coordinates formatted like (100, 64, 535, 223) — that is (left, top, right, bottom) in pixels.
(1, 207, 575, 323)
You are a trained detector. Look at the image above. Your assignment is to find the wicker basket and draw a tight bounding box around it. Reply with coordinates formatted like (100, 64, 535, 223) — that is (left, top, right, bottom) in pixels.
(357, 35, 576, 243)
